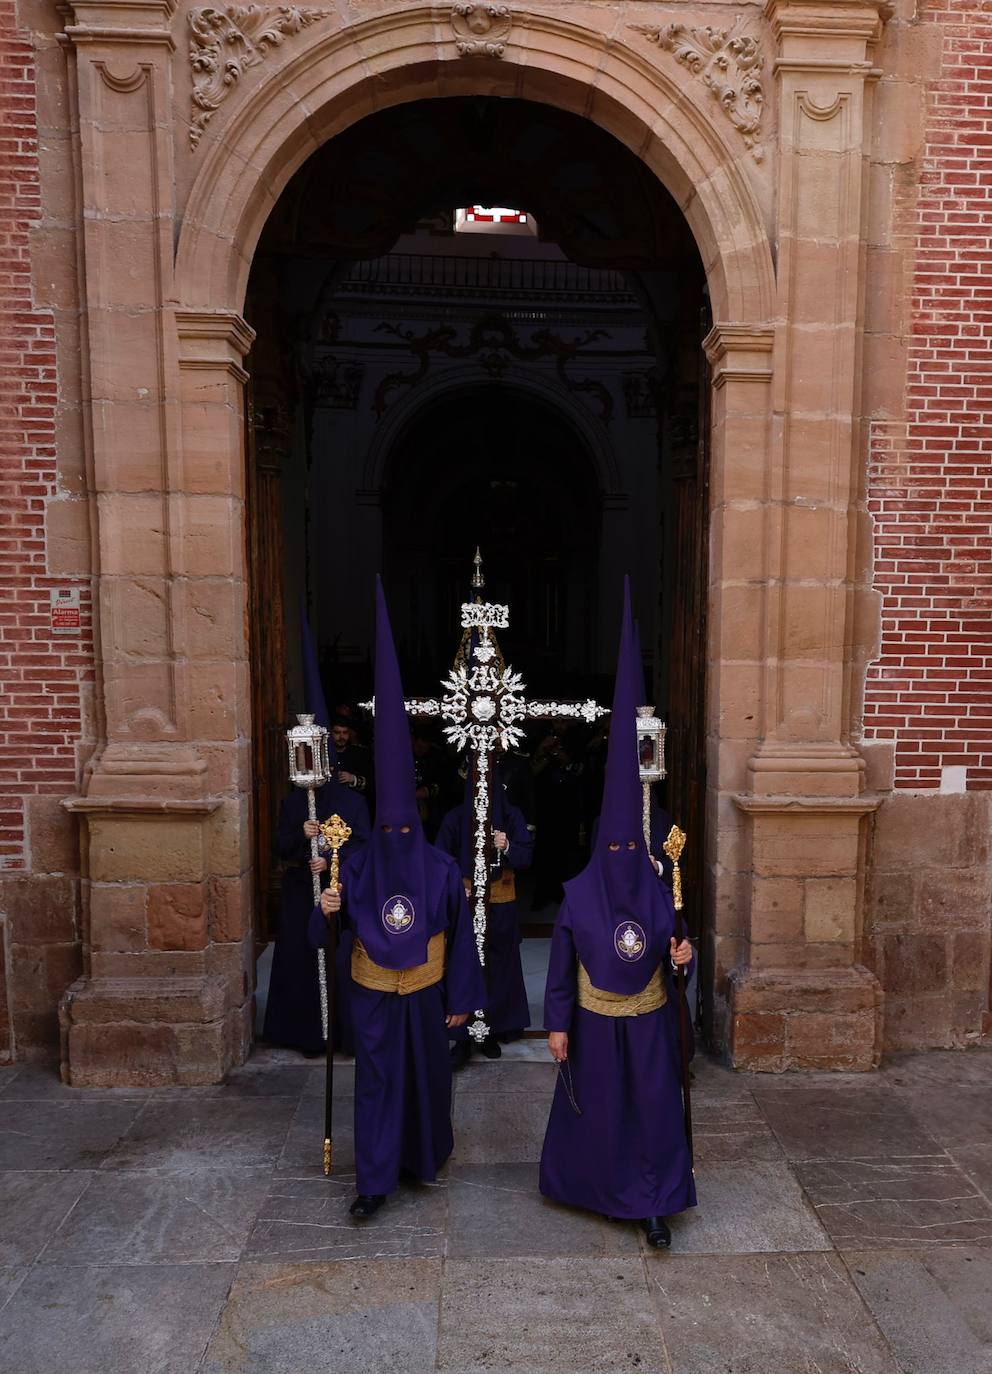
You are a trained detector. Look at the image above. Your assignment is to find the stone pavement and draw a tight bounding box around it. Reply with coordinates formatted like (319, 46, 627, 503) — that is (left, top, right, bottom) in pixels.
(0, 1044, 990, 1374)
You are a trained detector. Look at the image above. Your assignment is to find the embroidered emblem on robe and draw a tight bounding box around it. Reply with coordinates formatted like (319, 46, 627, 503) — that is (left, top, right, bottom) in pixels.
(382, 895, 416, 933)
(614, 921, 646, 961)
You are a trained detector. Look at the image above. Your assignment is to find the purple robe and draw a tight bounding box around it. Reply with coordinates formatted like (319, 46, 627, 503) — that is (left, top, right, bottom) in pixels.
(263, 782, 369, 1055)
(540, 577, 695, 1221)
(435, 796, 534, 1040)
(309, 855, 485, 1194)
(539, 901, 696, 1220)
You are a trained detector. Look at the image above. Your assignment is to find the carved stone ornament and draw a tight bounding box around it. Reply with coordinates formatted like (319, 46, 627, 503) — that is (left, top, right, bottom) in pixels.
(450, 4, 511, 58)
(188, 5, 333, 148)
(629, 17, 765, 160)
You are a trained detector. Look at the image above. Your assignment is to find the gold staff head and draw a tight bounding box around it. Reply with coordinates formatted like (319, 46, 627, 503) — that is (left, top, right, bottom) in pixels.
(662, 823, 687, 912)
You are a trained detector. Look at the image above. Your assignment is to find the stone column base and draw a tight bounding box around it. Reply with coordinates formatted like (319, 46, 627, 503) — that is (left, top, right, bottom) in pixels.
(729, 965, 883, 1072)
(59, 975, 250, 1087)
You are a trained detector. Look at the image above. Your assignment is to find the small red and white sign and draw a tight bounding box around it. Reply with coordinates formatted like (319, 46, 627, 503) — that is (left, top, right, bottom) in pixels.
(50, 587, 81, 634)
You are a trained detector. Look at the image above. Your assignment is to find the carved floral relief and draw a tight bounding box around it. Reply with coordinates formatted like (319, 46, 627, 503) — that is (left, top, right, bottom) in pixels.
(629, 17, 765, 159)
(188, 5, 333, 148)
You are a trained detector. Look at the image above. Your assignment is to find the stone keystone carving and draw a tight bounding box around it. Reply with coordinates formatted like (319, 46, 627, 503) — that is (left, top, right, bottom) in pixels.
(451, 4, 511, 57)
(630, 16, 765, 160)
(188, 5, 333, 148)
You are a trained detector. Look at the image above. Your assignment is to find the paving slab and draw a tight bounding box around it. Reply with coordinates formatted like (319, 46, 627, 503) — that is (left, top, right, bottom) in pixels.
(437, 1257, 666, 1374)
(0, 1269, 27, 1315)
(101, 1096, 296, 1170)
(661, 1161, 831, 1255)
(447, 1163, 641, 1258)
(649, 1252, 901, 1374)
(150, 1063, 315, 1100)
(754, 1087, 940, 1161)
(0, 1171, 93, 1266)
(246, 1172, 447, 1262)
(200, 1259, 442, 1374)
(844, 1246, 992, 1374)
(0, 1068, 23, 1096)
(451, 1091, 550, 1164)
(795, 1156, 992, 1249)
(690, 1093, 784, 1164)
(883, 1047, 992, 1092)
(277, 1093, 356, 1173)
(898, 1085, 992, 1150)
(39, 1167, 272, 1265)
(453, 1061, 558, 1097)
(0, 1065, 150, 1102)
(946, 1143, 992, 1204)
(0, 1100, 143, 1170)
(0, 1262, 235, 1374)
(302, 1063, 355, 1097)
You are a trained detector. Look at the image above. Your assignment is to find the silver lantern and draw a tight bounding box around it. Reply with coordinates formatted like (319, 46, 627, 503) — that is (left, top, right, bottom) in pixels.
(636, 705, 667, 783)
(286, 713, 331, 792)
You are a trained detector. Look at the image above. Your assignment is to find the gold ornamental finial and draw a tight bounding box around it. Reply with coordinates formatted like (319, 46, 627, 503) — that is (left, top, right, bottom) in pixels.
(318, 813, 352, 894)
(662, 824, 687, 911)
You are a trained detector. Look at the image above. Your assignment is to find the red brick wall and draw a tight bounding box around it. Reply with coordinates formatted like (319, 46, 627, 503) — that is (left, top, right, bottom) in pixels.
(864, 3, 992, 791)
(0, 2, 90, 1057)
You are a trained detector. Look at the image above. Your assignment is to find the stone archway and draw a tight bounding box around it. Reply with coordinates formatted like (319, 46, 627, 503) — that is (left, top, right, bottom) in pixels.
(59, 1, 888, 1084)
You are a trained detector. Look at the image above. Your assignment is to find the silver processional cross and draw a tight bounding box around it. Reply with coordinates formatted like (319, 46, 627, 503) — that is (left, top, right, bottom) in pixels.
(371, 553, 610, 1042)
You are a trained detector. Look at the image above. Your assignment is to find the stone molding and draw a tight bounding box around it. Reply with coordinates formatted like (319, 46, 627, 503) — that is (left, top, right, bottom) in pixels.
(188, 5, 335, 148)
(63, 797, 221, 816)
(59, 0, 177, 46)
(733, 794, 882, 815)
(702, 322, 774, 388)
(450, 3, 511, 57)
(629, 16, 765, 159)
(176, 309, 256, 381)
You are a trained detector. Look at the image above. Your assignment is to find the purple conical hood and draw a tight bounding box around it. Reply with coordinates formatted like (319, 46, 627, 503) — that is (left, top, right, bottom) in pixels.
(372, 577, 419, 825)
(600, 583, 643, 846)
(561, 577, 675, 995)
(343, 578, 445, 970)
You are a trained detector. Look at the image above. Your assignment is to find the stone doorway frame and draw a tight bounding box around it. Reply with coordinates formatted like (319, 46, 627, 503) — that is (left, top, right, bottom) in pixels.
(59, 1, 887, 1083)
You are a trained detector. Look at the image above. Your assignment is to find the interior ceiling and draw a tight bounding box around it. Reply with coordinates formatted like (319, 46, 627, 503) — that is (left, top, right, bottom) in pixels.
(256, 96, 700, 270)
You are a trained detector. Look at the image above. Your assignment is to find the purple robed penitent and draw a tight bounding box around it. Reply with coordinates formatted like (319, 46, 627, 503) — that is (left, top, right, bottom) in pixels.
(539, 579, 696, 1222)
(264, 781, 369, 1055)
(310, 578, 484, 1196)
(263, 604, 370, 1056)
(435, 773, 535, 1040)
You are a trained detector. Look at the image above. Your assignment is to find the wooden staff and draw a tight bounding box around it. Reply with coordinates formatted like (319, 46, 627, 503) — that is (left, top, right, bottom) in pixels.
(663, 823, 694, 1163)
(318, 813, 352, 1175)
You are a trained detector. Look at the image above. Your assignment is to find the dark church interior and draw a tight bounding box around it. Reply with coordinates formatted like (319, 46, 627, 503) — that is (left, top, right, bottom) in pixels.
(244, 96, 711, 1036)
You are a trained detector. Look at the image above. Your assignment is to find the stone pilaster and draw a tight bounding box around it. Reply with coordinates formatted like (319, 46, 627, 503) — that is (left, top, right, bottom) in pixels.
(57, 2, 256, 1083)
(725, 0, 888, 1070)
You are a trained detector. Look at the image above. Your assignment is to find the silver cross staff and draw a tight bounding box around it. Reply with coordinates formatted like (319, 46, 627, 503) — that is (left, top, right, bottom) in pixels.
(369, 554, 609, 1042)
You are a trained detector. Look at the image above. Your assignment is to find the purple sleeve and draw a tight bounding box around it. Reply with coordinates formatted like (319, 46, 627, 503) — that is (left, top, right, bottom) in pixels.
(307, 904, 328, 950)
(505, 805, 534, 871)
(434, 808, 461, 862)
(277, 792, 311, 864)
(444, 866, 487, 1016)
(543, 901, 577, 1033)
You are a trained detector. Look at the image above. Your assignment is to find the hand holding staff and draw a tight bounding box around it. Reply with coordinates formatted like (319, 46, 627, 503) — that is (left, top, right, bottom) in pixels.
(317, 813, 352, 1176)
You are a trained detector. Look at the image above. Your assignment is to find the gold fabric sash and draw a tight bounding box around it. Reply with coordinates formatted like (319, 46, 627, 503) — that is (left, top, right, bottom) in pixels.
(576, 962, 667, 1018)
(464, 871, 517, 904)
(351, 932, 445, 995)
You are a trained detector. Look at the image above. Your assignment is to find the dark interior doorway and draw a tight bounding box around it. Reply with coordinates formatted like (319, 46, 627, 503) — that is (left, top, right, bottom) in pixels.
(244, 94, 711, 1039)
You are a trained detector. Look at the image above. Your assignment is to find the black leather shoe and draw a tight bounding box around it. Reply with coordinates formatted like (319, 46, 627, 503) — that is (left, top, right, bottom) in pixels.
(449, 1039, 472, 1070)
(641, 1216, 671, 1248)
(479, 1034, 502, 1060)
(349, 1194, 385, 1219)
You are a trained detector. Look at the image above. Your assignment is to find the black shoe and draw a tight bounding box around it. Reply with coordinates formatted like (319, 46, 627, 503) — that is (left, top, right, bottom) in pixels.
(449, 1039, 472, 1070)
(479, 1034, 502, 1060)
(641, 1216, 671, 1248)
(349, 1194, 385, 1219)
